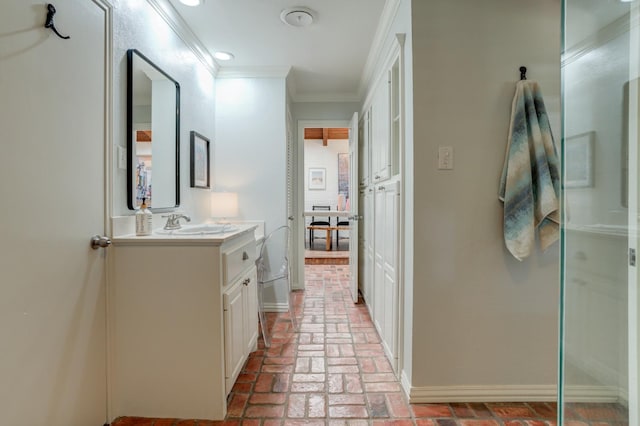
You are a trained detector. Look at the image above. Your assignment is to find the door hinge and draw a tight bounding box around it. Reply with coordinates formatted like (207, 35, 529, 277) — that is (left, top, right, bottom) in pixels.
(630, 248, 636, 267)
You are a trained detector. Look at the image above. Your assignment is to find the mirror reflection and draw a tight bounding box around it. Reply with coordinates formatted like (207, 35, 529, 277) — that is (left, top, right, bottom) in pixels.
(127, 49, 180, 211)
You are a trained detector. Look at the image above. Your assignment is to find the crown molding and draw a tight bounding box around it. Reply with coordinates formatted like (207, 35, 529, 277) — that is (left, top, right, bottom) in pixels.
(145, 0, 218, 76)
(291, 92, 362, 103)
(562, 11, 639, 68)
(216, 66, 292, 79)
(358, 0, 402, 98)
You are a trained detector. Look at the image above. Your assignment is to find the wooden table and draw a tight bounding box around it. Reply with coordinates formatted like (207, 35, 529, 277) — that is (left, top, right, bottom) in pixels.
(306, 225, 349, 251)
(303, 210, 350, 218)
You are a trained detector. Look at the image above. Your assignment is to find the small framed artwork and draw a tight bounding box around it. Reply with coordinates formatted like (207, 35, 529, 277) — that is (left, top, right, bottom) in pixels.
(190, 131, 211, 189)
(565, 131, 594, 188)
(308, 167, 326, 190)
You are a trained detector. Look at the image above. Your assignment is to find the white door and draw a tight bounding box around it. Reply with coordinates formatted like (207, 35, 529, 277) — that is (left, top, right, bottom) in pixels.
(0, 1, 109, 425)
(349, 112, 359, 303)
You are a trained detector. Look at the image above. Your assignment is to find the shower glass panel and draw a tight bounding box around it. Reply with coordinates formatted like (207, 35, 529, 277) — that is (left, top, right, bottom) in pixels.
(560, 1, 637, 424)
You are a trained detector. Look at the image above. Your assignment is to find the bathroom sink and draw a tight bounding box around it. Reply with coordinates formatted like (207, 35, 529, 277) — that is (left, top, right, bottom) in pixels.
(172, 224, 239, 235)
(153, 223, 240, 236)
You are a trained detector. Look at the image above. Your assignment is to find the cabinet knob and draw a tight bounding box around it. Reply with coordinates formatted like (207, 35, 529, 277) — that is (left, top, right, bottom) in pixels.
(242, 251, 249, 260)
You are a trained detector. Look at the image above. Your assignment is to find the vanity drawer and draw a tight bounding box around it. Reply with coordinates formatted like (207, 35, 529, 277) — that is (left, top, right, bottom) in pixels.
(223, 240, 256, 285)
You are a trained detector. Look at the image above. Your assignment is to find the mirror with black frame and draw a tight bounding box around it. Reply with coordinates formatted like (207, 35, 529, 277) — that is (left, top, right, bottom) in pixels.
(127, 49, 180, 211)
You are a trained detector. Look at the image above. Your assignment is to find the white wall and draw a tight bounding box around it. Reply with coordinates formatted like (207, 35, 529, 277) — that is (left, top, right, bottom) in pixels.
(113, 0, 216, 223)
(409, 0, 560, 398)
(215, 77, 288, 307)
(304, 139, 349, 214)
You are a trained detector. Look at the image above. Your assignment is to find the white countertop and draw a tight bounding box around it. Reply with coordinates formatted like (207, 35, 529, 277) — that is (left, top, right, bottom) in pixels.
(112, 223, 259, 246)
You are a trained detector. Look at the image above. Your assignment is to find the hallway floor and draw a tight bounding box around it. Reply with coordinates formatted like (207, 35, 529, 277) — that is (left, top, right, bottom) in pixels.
(112, 265, 625, 426)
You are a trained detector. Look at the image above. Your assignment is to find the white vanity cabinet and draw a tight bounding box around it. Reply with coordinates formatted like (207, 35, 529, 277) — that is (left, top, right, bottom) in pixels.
(109, 226, 258, 421)
(223, 265, 258, 394)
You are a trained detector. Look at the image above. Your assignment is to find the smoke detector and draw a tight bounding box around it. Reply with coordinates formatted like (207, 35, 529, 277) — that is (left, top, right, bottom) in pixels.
(280, 7, 315, 27)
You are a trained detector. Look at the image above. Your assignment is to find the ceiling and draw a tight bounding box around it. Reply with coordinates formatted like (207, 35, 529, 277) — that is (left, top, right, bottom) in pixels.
(167, 0, 388, 102)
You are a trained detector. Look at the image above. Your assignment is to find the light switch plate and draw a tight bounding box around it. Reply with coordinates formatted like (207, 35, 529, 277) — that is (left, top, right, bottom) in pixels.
(117, 146, 127, 170)
(438, 146, 453, 170)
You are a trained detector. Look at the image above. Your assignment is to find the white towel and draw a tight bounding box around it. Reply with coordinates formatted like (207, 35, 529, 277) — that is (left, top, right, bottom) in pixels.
(498, 80, 560, 261)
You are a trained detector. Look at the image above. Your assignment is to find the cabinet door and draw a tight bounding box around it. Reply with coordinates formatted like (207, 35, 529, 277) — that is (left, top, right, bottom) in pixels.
(243, 267, 259, 355)
(224, 281, 245, 394)
(363, 187, 375, 308)
(373, 181, 399, 371)
(371, 75, 390, 183)
(381, 181, 399, 368)
(373, 185, 386, 334)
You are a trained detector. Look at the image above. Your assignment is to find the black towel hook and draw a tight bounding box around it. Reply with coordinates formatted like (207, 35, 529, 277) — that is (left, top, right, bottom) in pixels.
(45, 4, 71, 40)
(519, 66, 527, 80)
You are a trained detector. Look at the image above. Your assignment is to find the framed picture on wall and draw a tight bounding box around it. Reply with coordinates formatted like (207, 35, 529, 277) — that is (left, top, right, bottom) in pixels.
(308, 167, 326, 190)
(565, 131, 594, 188)
(190, 131, 211, 189)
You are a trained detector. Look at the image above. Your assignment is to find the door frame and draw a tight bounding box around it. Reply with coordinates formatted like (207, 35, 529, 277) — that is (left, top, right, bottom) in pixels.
(294, 119, 351, 290)
(96, 0, 113, 421)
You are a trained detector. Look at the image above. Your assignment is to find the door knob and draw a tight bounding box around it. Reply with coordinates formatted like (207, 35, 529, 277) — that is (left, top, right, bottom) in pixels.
(90, 235, 111, 250)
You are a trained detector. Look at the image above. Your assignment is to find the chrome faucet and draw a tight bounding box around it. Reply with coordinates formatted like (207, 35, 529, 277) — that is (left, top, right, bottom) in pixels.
(162, 213, 191, 230)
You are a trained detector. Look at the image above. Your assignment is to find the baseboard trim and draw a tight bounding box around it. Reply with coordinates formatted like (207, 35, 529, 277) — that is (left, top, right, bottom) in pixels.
(563, 385, 622, 403)
(409, 385, 557, 403)
(400, 370, 411, 398)
(263, 302, 289, 313)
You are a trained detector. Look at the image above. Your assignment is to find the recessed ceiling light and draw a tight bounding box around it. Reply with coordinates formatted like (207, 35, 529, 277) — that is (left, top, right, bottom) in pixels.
(179, 0, 203, 6)
(213, 51, 234, 61)
(280, 7, 315, 27)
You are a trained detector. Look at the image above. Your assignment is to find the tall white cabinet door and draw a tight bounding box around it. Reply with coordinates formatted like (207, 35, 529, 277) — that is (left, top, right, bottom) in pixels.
(363, 187, 375, 306)
(373, 185, 386, 334)
(372, 181, 399, 371)
(371, 76, 390, 183)
(381, 181, 399, 368)
(0, 1, 109, 425)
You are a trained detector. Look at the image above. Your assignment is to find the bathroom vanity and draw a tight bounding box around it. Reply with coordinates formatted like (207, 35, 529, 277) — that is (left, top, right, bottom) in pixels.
(109, 224, 259, 420)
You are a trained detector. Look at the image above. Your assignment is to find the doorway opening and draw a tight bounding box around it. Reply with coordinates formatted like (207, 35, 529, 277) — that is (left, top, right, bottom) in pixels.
(293, 117, 360, 308)
(303, 126, 351, 266)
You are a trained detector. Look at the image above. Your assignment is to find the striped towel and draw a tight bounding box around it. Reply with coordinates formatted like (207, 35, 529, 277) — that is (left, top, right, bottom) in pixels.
(499, 80, 560, 261)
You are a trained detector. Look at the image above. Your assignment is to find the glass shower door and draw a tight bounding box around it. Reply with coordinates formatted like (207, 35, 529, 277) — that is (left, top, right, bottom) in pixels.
(561, 1, 636, 425)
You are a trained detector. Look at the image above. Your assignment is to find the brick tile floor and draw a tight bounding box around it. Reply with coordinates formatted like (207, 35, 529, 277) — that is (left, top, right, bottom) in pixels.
(112, 265, 626, 426)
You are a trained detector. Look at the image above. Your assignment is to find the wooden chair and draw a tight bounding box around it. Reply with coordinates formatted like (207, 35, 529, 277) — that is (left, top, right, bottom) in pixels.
(309, 205, 331, 250)
(336, 215, 349, 250)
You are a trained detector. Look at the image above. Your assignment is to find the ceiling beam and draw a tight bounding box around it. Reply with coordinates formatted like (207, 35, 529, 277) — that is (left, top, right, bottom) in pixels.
(304, 128, 349, 142)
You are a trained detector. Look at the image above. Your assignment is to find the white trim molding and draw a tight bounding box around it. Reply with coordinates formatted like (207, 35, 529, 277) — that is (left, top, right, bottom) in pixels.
(563, 385, 623, 404)
(292, 92, 362, 103)
(400, 370, 412, 398)
(408, 385, 557, 403)
(358, 0, 401, 99)
(563, 11, 640, 68)
(217, 66, 292, 79)
(146, 0, 218, 76)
